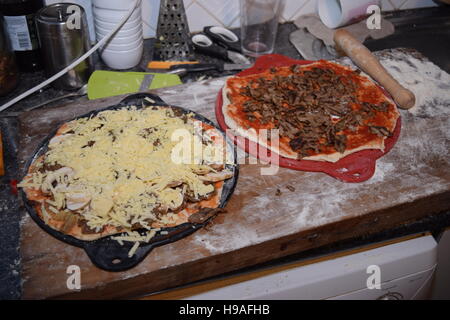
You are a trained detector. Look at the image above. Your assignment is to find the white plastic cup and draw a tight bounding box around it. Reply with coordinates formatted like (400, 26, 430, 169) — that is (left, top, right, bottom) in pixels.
(99, 43, 143, 70)
(317, 0, 380, 29)
(93, 6, 142, 23)
(101, 36, 142, 51)
(92, 0, 143, 69)
(94, 16, 142, 30)
(95, 23, 143, 37)
(96, 31, 142, 44)
(92, 0, 135, 11)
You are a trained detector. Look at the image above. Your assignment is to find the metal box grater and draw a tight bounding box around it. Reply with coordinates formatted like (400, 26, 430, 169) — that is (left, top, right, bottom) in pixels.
(154, 0, 193, 61)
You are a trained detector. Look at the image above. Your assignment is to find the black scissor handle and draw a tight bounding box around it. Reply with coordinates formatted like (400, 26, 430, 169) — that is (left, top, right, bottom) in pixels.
(203, 26, 241, 53)
(169, 63, 221, 74)
(191, 33, 230, 61)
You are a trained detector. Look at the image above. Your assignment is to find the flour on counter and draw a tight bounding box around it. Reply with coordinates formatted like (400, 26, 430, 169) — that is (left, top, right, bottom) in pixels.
(338, 50, 450, 118)
(192, 114, 449, 255)
(379, 53, 450, 117)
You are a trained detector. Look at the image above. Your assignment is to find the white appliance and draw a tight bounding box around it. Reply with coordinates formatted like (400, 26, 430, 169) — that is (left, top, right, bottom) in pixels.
(184, 234, 437, 300)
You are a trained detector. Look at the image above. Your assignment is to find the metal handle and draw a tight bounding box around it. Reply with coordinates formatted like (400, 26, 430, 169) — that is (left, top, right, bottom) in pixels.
(119, 92, 168, 107)
(203, 26, 241, 52)
(191, 34, 230, 60)
(168, 63, 220, 76)
(83, 240, 154, 272)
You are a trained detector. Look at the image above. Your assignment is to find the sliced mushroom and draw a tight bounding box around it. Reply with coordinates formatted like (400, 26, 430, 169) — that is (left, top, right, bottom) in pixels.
(42, 167, 74, 193)
(48, 134, 73, 148)
(153, 204, 168, 216)
(167, 190, 185, 211)
(66, 193, 91, 211)
(185, 189, 214, 203)
(198, 169, 234, 182)
(209, 163, 224, 171)
(61, 214, 79, 233)
(191, 166, 212, 175)
(166, 180, 183, 188)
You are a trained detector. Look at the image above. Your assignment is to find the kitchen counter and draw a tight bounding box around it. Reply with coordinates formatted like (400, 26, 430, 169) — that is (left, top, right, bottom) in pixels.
(15, 47, 450, 299)
(0, 21, 302, 300)
(1, 7, 450, 299)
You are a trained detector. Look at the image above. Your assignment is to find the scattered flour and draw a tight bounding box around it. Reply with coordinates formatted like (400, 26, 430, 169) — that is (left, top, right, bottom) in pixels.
(339, 50, 450, 118)
(191, 50, 450, 255)
(161, 89, 178, 95)
(209, 79, 226, 86)
(370, 161, 395, 183)
(380, 53, 450, 117)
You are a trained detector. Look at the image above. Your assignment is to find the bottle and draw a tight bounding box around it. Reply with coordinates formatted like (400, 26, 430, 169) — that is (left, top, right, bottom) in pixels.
(0, 15, 19, 95)
(0, 0, 44, 72)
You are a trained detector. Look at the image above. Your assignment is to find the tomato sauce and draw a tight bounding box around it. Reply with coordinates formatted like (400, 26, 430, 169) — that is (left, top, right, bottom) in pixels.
(225, 60, 399, 157)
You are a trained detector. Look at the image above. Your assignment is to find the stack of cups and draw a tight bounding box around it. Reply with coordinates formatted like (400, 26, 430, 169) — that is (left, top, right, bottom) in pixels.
(93, 0, 143, 70)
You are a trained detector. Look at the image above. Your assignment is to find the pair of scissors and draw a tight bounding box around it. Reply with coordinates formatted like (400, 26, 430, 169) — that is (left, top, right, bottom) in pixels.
(191, 26, 251, 65)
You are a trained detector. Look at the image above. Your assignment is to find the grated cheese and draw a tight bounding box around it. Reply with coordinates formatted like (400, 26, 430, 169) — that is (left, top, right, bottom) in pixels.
(20, 106, 234, 256)
(128, 241, 140, 258)
(41, 204, 50, 224)
(48, 206, 60, 214)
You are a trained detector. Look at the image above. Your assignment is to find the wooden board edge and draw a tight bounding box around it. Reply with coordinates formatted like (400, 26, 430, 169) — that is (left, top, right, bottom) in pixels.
(140, 231, 431, 300)
(35, 190, 450, 300)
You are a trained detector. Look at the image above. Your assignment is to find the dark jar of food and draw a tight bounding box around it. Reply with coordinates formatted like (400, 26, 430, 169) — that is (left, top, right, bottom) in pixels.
(0, 15, 19, 96)
(0, 0, 44, 72)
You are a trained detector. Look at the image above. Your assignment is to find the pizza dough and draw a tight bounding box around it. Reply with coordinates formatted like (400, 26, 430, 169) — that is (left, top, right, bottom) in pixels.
(222, 60, 399, 162)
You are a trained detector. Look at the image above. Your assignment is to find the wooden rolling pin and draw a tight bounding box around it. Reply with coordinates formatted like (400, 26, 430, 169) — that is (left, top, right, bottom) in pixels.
(334, 29, 415, 109)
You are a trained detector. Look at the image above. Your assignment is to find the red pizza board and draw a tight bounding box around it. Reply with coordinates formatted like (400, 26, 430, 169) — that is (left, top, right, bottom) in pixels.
(215, 54, 401, 183)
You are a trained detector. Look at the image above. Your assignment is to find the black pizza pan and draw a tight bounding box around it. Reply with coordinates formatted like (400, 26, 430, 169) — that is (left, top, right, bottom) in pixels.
(20, 93, 239, 272)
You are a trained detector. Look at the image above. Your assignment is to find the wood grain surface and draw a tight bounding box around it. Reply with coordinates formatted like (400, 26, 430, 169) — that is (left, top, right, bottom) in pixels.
(18, 49, 450, 299)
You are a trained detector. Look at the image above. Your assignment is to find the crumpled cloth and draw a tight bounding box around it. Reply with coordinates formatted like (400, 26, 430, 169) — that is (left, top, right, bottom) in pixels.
(294, 14, 395, 47)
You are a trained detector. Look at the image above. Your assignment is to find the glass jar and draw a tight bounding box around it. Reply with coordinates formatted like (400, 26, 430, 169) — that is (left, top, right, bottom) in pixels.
(0, 15, 19, 96)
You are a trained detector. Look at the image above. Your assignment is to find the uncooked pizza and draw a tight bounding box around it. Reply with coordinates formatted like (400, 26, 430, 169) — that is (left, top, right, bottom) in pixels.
(222, 60, 400, 162)
(19, 106, 234, 242)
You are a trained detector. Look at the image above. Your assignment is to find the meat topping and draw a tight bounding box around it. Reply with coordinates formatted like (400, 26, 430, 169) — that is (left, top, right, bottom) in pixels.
(239, 65, 392, 157)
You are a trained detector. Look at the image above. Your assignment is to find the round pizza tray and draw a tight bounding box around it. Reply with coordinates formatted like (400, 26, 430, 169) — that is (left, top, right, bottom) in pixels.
(21, 93, 239, 272)
(215, 54, 401, 183)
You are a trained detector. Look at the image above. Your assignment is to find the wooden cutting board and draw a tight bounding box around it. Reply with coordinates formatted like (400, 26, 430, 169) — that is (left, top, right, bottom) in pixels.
(18, 49, 450, 299)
